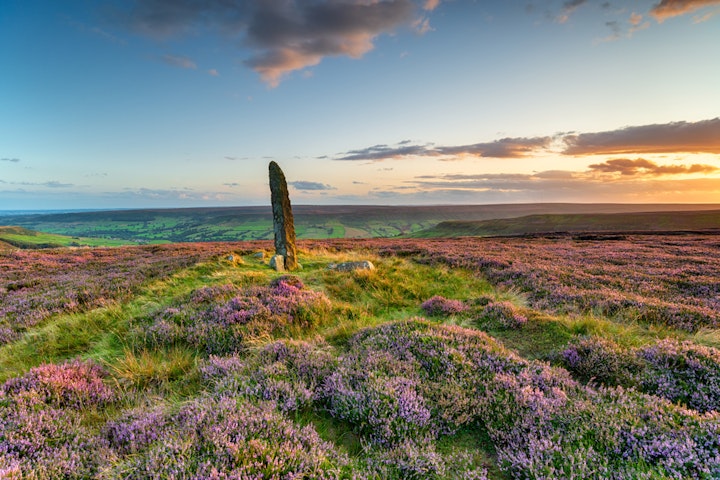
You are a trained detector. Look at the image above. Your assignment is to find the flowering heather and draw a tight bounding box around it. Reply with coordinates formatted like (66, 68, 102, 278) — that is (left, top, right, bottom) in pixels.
(421, 295, 468, 316)
(344, 235, 720, 331)
(142, 279, 332, 355)
(314, 320, 719, 478)
(637, 339, 720, 413)
(561, 336, 641, 386)
(0, 243, 249, 344)
(480, 301, 528, 329)
(103, 396, 352, 479)
(1, 359, 116, 409)
(0, 361, 116, 478)
(202, 339, 337, 412)
(561, 336, 720, 413)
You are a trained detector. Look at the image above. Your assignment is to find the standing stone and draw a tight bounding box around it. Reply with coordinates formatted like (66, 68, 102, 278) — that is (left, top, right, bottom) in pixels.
(268, 161, 298, 271)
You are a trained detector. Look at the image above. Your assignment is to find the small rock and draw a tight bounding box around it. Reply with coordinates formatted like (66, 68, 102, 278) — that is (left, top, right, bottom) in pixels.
(270, 255, 285, 272)
(252, 251, 266, 260)
(328, 261, 375, 272)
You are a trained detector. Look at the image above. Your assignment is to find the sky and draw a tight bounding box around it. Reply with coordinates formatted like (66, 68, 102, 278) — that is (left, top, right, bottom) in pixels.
(1, 0, 720, 210)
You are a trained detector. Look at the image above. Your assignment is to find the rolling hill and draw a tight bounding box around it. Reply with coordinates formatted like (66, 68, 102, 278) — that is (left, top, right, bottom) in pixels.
(412, 209, 720, 238)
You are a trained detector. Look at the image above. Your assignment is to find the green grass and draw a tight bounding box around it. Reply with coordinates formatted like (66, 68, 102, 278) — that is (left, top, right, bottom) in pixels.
(0, 226, 136, 248)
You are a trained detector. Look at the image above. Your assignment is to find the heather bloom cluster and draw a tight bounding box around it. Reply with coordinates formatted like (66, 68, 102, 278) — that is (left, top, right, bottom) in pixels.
(213, 319, 719, 478)
(0, 360, 116, 477)
(361, 235, 720, 331)
(638, 339, 720, 413)
(479, 301, 528, 329)
(0, 243, 247, 344)
(421, 295, 468, 316)
(562, 336, 720, 413)
(1, 359, 116, 409)
(100, 396, 354, 479)
(141, 277, 332, 355)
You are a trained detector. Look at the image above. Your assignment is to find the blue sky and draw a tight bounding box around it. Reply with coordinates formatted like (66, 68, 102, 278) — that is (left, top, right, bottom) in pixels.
(2, 0, 720, 209)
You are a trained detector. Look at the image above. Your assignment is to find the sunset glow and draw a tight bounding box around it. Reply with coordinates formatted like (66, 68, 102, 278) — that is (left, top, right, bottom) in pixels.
(2, 0, 720, 209)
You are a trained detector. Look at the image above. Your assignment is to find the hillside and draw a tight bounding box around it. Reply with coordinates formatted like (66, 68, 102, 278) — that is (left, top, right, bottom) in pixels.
(0, 225, 136, 249)
(3, 203, 720, 243)
(413, 209, 720, 237)
(1, 236, 719, 478)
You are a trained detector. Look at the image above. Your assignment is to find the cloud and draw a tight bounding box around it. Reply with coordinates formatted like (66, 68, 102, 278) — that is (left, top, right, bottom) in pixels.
(650, 0, 720, 22)
(336, 137, 552, 161)
(588, 158, 718, 176)
(436, 137, 553, 158)
(392, 168, 720, 204)
(332, 118, 720, 163)
(336, 142, 434, 161)
(119, 0, 428, 87)
(161, 54, 197, 69)
(1, 158, 20, 163)
(557, 0, 588, 23)
(563, 118, 720, 155)
(42, 181, 74, 188)
(289, 181, 335, 191)
(208, 68, 219, 76)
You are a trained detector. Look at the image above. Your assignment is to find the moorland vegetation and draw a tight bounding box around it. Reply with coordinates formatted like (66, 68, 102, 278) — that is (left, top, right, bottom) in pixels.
(1, 235, 719, 478)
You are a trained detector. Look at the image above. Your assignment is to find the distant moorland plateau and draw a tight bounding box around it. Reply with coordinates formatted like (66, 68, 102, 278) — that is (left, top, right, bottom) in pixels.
(1, 203, 720, 245)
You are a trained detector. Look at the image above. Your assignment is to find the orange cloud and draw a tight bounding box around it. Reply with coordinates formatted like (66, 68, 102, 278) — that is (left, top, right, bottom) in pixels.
(588, 158, 718, 176)
(563, 118, 720, 155)
(650, 0, 720, 21)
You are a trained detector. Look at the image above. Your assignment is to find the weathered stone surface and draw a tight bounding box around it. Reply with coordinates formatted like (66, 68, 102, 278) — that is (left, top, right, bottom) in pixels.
(327, 261, 375, 272)
(252, 251, 266, 260)
(269, 255, 285, 271)
(269, 161, 298, 271)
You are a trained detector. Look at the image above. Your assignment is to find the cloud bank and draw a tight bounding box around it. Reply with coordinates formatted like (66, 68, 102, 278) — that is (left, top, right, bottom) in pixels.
(335, 118, 720, 161)
(563, 118, 720, 155)
(119, 0, 438, 86)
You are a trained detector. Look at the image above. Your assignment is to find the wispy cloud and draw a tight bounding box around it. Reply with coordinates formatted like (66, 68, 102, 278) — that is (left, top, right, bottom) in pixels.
(556, 0, 588, 23)
(650, 0, 720, 22)
(335, 137, 552, 161)
(117, 1, 433, 87)
(563, 118, 720, 155)
(289, 181, 335, 191)
(1, 158, 20, 163)
(161, 54, 197, 69)
(588, 158, 718, 176)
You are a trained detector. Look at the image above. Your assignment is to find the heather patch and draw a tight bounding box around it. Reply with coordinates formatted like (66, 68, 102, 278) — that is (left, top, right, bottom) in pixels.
(102, 396, 352, 479)
(374, 235, 720, 331)
(0, 243, 244, 344)
(139, 278, 332, 355)
(321, 320, 718, 478)
(421, 295, 469, 317)
(560, 335, 641, 386)
(479, 301, 528, 330)
(1, 359, 116, 409)
(0, 361, 116, 478)
(637, 339, 720, 413)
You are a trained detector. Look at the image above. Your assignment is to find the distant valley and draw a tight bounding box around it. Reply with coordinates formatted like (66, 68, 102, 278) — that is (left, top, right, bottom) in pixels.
(1, 203, 720, 244)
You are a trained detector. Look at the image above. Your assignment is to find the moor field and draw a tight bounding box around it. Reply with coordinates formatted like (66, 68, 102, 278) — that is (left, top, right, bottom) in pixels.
(1, 235, 720, 478)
